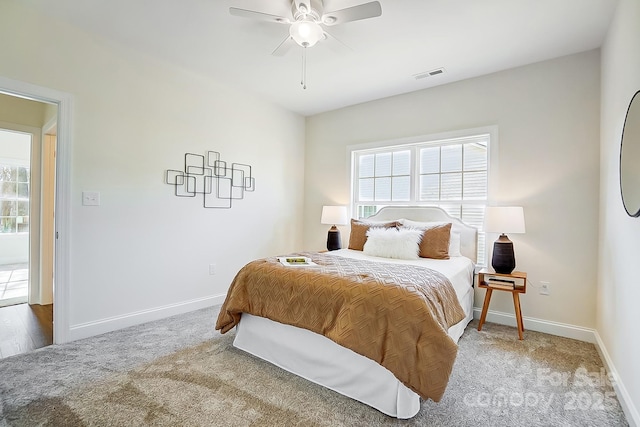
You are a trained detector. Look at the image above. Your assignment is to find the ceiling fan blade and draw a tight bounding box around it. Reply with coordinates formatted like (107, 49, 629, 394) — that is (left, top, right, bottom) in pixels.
(322, 1, 382, 26)
(271, 36, 296, 56)
(293, 0, 312, 15)
(229, 7, 290, 24)
(323, 30, 352, 54)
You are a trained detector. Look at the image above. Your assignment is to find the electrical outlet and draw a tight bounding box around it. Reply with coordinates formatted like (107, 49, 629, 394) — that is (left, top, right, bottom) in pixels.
(540, 281, 551, 296)
(209, 264, 217, 275)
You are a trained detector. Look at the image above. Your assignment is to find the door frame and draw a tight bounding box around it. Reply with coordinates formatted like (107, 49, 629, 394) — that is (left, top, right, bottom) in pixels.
(40, 118, 57, 306)
(0, 75, 72, 344)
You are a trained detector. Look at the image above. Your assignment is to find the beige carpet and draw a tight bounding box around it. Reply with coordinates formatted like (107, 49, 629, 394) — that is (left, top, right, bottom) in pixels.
(0, 307, 629, 426)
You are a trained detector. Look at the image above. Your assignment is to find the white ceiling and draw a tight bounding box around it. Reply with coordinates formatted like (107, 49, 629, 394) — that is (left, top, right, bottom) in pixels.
(23, 0, 618, 116)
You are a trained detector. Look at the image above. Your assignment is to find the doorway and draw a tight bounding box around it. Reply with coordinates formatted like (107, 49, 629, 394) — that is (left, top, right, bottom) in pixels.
(0, 76, 71, 347)
(0, 91, 58, 356)
(0, 128, 32, 308)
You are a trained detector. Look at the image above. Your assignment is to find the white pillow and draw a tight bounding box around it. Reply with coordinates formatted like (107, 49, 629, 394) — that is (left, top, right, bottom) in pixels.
(400, 218, 462, 257)
(449, 231, 462, 257)
(363, 227, 422, 260)
(399, 219, 447, 229)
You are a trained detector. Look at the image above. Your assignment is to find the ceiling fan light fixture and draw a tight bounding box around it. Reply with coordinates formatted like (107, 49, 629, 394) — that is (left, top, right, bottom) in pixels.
(290, 20, 324, 47)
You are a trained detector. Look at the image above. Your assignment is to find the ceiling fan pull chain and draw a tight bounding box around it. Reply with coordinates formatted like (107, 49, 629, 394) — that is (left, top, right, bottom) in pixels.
(301, 46, 307, 90)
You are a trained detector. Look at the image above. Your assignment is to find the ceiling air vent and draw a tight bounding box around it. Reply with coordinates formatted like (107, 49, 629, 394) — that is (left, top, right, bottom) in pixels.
(413, 68, 445, 80)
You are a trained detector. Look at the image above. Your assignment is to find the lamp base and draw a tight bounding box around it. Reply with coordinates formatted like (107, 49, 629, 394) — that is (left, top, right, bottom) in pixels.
(492, 234, 516, 274)
(326, 226, 342, 251)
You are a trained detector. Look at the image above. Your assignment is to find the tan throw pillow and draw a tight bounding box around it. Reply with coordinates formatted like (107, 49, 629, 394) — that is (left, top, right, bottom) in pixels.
(348, 219, 399, 251)
(417, 223, 452, 259)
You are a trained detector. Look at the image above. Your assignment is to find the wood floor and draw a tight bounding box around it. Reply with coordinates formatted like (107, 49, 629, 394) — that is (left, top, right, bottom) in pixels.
(0, 303, 53, 359)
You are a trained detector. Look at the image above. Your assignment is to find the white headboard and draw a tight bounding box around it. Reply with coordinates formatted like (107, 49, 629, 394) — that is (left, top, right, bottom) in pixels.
(366, 206, 478, 263)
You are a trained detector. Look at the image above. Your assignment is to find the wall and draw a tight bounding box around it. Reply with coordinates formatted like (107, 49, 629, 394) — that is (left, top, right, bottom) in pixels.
(305, 50, 601, 332)
(0, 2, 305, 338)
(599, 0, 640, 423)
(0, 93, 47, 127)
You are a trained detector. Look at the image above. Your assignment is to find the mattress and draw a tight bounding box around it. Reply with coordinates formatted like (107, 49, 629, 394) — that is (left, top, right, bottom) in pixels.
(232, 249, 475, 418)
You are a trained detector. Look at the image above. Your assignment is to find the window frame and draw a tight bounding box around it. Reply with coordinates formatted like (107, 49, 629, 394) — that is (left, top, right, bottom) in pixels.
(0, 126, 33, 235)
(0, 158, 31, 235)
(348, 126, 499, 265)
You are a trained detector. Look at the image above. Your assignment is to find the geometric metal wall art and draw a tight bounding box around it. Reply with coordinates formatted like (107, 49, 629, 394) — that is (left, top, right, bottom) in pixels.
(165, 151, 255, 209)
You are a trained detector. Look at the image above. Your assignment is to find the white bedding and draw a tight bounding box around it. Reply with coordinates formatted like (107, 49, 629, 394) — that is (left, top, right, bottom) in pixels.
(233, 249, 475, 418)
(329, 248, 475, 301)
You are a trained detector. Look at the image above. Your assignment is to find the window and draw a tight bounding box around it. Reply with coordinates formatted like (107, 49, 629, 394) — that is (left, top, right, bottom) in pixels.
(351, 132, 491, 264)
(0, 164, 30, 234)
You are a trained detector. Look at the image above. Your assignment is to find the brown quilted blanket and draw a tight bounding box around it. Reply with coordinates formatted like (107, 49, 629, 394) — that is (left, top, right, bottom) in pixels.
(215, 252, 465, 402)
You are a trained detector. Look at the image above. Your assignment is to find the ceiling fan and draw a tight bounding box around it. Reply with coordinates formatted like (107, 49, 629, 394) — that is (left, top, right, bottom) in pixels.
(229, 0, 383, 56)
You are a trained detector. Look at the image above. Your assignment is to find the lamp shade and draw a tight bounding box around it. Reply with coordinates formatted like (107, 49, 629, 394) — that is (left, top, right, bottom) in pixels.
(484, 207, 526, 234)
(321, 205, 349, 225)
(290, 20, 324, 47)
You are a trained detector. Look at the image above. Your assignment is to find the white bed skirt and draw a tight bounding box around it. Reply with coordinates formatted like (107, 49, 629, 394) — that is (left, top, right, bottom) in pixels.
(233, 284, 474, 419)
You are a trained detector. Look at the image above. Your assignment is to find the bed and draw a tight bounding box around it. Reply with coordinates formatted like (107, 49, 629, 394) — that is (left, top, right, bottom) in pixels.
(216, 206, 477, 419)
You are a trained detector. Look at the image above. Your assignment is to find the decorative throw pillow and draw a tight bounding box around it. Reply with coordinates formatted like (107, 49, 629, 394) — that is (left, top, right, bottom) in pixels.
(401, 219, 459, 258)
(399, 219, 443, 229)
(363, 227, 422, 260)
(348, 219, 399, 251)
(416, 223, 452, 259)
(448, 231, 462, 257)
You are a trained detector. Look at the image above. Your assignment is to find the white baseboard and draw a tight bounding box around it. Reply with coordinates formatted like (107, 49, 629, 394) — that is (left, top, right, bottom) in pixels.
(67, 294, 226, 342)
(472, 307, 597, 343)
(0, 258, 29, 265)
(474, 307, 638, 426)
(0, 296, 28, 308)
(593, 331, 639, 427)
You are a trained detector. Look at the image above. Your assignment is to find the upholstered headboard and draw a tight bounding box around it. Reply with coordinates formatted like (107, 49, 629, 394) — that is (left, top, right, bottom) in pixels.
(366, 206, 478, 263)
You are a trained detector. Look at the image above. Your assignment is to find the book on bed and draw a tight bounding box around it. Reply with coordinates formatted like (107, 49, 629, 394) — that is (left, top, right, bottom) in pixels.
(278, 256, 318, 267)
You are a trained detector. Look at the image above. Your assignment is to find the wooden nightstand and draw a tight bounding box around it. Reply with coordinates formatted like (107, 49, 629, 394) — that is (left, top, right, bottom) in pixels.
(477, 269, 527, 340)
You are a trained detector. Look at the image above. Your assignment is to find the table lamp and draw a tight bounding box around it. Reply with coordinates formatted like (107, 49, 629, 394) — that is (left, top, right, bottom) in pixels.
(321, 205, 349, 251)
(484, 206, 526, 274)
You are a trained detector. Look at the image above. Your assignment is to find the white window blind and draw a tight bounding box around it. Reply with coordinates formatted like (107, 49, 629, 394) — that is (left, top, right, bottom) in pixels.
(352, 134, 490, 265)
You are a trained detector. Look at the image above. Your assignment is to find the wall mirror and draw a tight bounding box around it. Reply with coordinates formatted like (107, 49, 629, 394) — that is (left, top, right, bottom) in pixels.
(620, 90, 640, 217)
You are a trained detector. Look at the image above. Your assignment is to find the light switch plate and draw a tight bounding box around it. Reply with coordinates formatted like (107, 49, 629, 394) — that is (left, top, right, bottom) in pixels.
(82, 191, 100, 206)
